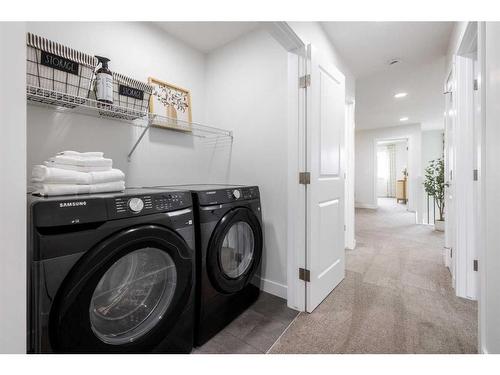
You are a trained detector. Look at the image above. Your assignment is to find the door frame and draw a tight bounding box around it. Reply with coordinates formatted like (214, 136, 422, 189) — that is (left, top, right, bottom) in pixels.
(443, 67, 455, 277)
(452, 22, 479, 301)
(272, 23, 350, 312)
(345, 100, 356, 250)
(448, 21, 485, 352)
(264, 22, 307, 311)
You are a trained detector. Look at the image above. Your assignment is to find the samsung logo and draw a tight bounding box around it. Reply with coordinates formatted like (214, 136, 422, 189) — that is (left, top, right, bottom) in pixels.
(59, 201, 87, 208)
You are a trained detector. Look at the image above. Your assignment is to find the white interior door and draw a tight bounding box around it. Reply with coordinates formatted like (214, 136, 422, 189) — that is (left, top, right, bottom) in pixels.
(444, 71, 456, 282)
(305, 45, 346, 312)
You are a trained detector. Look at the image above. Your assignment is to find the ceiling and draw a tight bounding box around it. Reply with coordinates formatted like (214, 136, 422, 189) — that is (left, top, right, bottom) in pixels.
(355, 56, 446, 131)
(154, 21, 452, 131)
(320, 22, 453, 131)
(321, 22, 454, 78)
(155, 22, 259, 53)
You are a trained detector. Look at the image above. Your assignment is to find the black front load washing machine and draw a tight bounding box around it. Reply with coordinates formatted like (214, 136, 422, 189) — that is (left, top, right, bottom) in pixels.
(153, 184, 263, 346)
(27, 188, 196, 353)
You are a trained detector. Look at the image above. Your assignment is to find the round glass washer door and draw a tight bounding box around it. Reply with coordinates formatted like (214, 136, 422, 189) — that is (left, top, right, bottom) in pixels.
(89, 247, 177, 345)
(219, 221, 255, 279)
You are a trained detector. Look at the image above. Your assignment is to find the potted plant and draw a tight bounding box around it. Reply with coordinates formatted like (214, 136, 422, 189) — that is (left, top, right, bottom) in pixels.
(423, 158, 445, 231)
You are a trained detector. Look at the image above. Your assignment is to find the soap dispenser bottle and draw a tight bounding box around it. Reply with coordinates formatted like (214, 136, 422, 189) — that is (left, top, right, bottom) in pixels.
(95, 56, 113, 104)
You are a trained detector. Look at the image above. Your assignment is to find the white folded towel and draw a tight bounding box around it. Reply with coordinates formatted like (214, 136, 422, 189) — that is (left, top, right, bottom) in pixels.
(44, 161, 111, 172)
(48, 155, 113, 168)
(57, 151, 104, 158)
(32, 165, 125, 185)
(33, 181, 125, 197)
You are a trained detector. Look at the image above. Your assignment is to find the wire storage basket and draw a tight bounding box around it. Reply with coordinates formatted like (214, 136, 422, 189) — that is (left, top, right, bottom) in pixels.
(96, 73, 152, 120)
(26, 33, 97, 108)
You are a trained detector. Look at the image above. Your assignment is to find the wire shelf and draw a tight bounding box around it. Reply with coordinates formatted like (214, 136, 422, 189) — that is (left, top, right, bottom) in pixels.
(26, 85, 233, 160)
(27, 85, 149, 123)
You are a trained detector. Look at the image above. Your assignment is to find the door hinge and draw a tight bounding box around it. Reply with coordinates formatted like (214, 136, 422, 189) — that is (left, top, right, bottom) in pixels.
(299, 268, 310, 282)
(473, 79, 479, 91)
(344, 224, 346, 231)
(473, 169, 478, 181)
(299, 171, 311, 185)
(299, 74, 311, 88)
(473, 259, 478, 272)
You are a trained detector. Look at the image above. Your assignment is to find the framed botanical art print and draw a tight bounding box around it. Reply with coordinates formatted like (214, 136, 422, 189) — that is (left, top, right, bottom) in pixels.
(148, 77, 192, 131)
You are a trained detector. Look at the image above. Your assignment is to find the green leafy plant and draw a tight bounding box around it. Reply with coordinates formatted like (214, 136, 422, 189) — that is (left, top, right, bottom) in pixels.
(424, 158, 445, 221)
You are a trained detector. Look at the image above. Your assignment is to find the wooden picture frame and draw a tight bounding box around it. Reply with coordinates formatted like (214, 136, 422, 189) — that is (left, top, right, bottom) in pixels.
(148, 77, 192, 131)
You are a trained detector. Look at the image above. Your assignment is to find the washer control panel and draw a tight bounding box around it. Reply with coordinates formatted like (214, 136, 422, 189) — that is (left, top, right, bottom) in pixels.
(114, 195, 153, 215)
(110, 191, 191, 218)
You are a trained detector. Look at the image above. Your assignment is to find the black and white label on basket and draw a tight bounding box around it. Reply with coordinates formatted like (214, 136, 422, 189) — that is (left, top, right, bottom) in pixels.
(96, 73, 114, 102)
(119, 84, 144, 100)
(40, 51, 79, 75)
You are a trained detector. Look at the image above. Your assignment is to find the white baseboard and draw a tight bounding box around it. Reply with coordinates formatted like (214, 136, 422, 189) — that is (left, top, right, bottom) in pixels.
(346, 239, 356, 250)
(253, 275, 287, 299)
(355, 202, 377, 209)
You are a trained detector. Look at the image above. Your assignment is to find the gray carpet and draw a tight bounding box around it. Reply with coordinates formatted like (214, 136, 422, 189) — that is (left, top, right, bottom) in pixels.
(270, 198, 478, 354)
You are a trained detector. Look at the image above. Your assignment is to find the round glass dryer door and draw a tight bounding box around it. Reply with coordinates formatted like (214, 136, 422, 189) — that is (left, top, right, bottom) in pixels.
(219, 221, 255, 279)
(89, 248, 177, 345)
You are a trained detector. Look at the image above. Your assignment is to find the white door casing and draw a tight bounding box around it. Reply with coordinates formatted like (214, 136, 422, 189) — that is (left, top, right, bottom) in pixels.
(305, 45, 346, 312)
(444, 70, 456, 278)
(345, 101, 356, 250)
(454, 52, 478, 300)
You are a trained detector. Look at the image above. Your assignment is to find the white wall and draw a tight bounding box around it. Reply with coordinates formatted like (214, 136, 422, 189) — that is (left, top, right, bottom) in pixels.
(0, 22, 26, 353)
(421, 130, 443, 169)
(483, 21, 500, 354)
(26, 22, 230, 188)
(421, 130, 443, 222)
(395, 141, 408, 180)
(355, 124, 422, 216)
(287, 22, 356, 101)
(205, 29, 289, 298)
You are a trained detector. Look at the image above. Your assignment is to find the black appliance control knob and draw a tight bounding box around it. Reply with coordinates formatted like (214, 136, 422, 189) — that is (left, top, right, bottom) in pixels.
(232, 189, 241, 200)
(128, 197, 144, 213)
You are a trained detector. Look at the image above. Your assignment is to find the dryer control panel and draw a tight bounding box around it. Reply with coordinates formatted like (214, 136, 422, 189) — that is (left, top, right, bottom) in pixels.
(198, 186, 260, 206)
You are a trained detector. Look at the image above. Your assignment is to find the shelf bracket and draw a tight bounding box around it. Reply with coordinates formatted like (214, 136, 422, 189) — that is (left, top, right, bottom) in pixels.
(127, 123, 151, 161)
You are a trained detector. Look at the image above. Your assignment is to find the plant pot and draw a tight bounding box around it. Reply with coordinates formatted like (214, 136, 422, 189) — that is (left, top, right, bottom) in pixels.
(434, 220, 445, 232)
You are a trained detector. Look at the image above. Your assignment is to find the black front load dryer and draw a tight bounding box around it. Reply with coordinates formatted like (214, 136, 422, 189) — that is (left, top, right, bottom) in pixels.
(154, 184, 263, 346)
(27, 188, 195, 353)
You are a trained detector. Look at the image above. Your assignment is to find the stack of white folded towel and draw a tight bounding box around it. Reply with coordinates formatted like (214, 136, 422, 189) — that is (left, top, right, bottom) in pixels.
(32, 151, 125, 196)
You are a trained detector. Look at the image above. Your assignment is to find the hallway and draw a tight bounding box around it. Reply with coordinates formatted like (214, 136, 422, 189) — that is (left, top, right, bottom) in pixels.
(270, 199, 477, 353)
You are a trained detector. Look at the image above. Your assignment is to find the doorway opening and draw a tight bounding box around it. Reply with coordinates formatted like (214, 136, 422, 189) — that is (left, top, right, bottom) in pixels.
(375, 138, 408, 209)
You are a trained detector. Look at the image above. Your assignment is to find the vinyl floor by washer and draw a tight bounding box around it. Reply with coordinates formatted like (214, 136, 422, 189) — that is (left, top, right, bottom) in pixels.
(193, 292, 299, 354)
(270, 198, 478, 354)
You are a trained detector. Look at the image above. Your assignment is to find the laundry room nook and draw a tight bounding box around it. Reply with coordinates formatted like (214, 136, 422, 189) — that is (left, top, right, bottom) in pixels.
(5, 6, 500, 373)
(6, 18, 357, 357)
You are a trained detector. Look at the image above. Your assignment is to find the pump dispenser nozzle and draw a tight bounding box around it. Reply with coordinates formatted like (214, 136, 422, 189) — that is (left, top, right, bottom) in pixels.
(95, 55, 111, 69)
